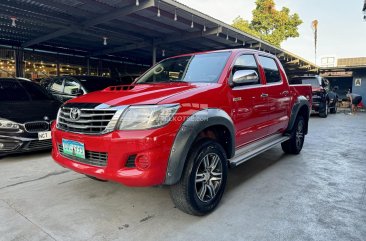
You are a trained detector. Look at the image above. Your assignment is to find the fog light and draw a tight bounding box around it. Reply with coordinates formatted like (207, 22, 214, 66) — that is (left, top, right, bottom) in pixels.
(0, 143, 4, 149)
(136, 155, 150, 170)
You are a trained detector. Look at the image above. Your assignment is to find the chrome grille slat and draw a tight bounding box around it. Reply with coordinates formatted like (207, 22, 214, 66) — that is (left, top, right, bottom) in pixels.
(56, 106, 124, 134)
(24, 121, 50, 133)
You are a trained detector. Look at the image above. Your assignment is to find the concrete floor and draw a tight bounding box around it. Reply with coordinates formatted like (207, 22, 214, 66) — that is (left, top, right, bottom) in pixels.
(1, 113, 366, 241)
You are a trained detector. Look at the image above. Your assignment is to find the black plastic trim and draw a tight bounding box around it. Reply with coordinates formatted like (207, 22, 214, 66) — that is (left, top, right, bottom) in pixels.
(164, 108, 235, 185)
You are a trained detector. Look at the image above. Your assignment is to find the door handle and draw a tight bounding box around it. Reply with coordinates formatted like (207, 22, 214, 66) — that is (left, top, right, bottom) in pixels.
(261, 93, 269, 98)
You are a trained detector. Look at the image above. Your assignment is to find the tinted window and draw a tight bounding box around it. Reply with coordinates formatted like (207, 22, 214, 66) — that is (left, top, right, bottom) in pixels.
(137, 52, 231, 84)
(292, 78, 320, 87)
(0, 79, 29, 101)
(50, 78, 63, 93)
(20, 81, 54, 100)
(234, 55, 258, 67)
(75, 77, 121, 92)
(232, 55, 260, 85)
(259, 56, 281, 84)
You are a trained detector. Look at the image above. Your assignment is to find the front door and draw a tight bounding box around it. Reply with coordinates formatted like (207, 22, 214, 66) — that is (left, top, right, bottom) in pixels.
(230, 54, 269, 147)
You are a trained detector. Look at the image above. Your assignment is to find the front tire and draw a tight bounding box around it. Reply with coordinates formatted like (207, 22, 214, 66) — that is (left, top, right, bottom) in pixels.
(170, 139, 228, 216)
(281, 115, 305, 154)
(330, 103, 337, 114)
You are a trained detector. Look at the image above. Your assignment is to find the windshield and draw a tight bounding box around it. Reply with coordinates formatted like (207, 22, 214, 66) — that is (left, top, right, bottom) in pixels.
(73, 76, 121, 92)
(136, 52, 231, 84)
(0, 79, 53, 101)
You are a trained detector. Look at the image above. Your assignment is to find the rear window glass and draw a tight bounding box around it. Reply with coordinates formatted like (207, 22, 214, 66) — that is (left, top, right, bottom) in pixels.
(20, 81, 53, 100)
(0, 79, 53, 101)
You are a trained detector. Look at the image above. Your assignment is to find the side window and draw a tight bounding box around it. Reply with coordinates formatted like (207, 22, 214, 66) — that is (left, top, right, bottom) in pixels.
(50, 78, 64, 93)
(64, 78, 82, 95)
(232, 55, 260, 85)
(258, 56, 282, 84)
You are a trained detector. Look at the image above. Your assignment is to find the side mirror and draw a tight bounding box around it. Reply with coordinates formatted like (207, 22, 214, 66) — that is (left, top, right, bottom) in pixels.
(232, 70, 259, 86)
(73, 89, 84, 96)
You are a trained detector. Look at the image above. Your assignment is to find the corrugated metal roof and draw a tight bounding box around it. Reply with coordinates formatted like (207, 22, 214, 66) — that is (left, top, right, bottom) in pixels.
(0, 0, 318, 75)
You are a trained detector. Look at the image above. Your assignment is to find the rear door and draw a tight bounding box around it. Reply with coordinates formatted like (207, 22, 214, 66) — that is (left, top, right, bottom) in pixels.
(258, 55, 291, 134)
(229, 54, 269, 147)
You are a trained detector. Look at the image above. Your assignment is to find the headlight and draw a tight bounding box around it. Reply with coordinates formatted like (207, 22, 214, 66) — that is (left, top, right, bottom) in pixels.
(117, 104, 179, 130)
(0, 118, 20, 130)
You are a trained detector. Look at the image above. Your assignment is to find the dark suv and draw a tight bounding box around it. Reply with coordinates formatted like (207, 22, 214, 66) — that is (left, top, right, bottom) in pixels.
(291, 76, 337, 117)
(41, 76, 124, 102)
(0, 78, 61, 156)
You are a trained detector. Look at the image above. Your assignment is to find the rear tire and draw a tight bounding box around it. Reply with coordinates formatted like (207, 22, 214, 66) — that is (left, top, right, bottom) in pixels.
(170, 139, 228, 216)
(281, 115, 305, 155)
(319, 102, 328, 118)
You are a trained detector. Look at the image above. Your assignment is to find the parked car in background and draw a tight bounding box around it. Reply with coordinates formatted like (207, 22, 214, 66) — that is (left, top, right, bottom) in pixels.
(0, 78, 61, 156)
(41, 75, 125, 102)
(291, 75, 337, 117)
(51, 49, 312, 215)
(327, 87, 339, 113)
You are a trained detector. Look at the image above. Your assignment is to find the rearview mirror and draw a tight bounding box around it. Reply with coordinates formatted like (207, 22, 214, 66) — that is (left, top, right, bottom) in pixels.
(232, 70, 259, 86)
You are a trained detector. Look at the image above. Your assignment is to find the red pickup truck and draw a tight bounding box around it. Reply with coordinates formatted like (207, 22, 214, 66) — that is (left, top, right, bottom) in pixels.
(52, 49, 312, 215)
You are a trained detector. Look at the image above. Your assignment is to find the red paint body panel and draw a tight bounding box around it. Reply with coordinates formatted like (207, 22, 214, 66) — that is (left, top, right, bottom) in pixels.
(52, 49, 312, 187)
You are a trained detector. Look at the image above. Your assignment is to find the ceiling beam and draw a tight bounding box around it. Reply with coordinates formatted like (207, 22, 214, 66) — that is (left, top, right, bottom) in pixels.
(91, 26, 222, 56)
(21, 0, 155, 48)
(285, 59, 300, 65)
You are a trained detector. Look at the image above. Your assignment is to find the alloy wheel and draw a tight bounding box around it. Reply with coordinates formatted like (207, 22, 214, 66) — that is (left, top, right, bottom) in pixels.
(195, 153, 223, 202)
(295, 120, 304, 149)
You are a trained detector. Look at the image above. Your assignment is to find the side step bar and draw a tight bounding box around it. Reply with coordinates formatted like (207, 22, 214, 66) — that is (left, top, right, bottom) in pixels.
(229, 134, 290, 167)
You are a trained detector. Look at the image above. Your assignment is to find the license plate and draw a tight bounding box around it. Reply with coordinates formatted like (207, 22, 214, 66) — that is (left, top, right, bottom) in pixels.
(62, 139, 85, 159)
(38, 131, 51, 140)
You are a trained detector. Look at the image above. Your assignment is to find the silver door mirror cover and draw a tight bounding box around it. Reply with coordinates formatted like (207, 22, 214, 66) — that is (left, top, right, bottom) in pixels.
(232, 70, 259, 86)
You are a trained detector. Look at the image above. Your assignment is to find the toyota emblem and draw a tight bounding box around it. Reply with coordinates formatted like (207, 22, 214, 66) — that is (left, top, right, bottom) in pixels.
(70, 108, 81, 121)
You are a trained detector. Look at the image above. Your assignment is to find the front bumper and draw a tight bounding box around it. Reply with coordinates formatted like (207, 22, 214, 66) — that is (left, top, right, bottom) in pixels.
(0, 133, 52, 155)
(51, 126, 177, 187)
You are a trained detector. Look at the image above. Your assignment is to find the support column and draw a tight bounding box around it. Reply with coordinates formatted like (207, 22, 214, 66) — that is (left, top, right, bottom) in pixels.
(152, 45, 157, 66)
(86, 57, 90, 75)
(56, 61, 60, 76)
(14, 48, 24, 78)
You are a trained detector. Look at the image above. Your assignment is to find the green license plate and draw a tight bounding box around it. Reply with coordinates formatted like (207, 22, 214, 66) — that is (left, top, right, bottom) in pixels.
(62, 139, 85, 159)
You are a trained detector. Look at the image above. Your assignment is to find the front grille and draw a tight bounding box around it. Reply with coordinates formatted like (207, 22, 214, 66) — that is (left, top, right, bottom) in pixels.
(58, 145, 108, 167)
(24, 139, 52, 150)
(57, 107, 119, 134)
(24, 121, 50, 133)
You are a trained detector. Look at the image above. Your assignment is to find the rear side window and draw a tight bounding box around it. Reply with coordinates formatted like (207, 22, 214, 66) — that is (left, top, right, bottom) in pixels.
(259, 56, 281, 84)
(0, 79, 29, 101)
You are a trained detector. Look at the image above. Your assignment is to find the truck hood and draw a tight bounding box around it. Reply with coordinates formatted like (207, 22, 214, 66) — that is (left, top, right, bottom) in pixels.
(68, 83, 212, 106)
